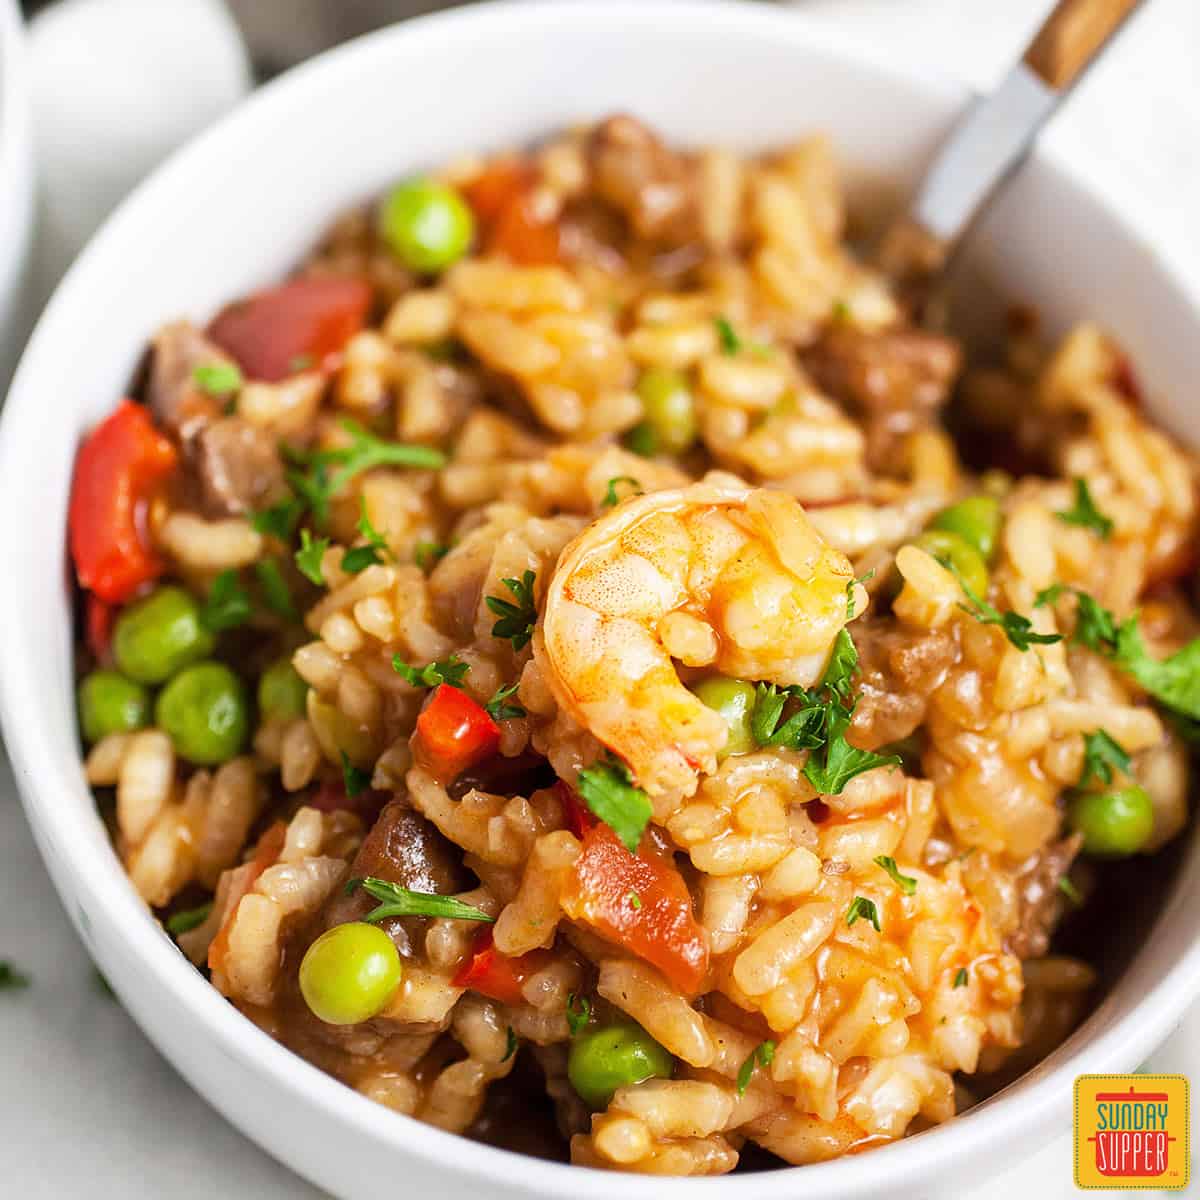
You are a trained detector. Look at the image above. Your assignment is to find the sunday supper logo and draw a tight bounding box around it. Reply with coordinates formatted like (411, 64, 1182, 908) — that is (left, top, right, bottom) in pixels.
(1074, 1075, 1189, 1189)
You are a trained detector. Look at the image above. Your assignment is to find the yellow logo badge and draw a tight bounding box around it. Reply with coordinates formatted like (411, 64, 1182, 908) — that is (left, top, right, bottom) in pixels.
(1074, 1075, 1190, 1189)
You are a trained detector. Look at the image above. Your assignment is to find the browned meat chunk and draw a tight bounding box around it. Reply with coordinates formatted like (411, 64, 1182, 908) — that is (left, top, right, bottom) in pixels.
(320, 799, 471, 957)
(804, 326, 962, 468)
(587, 115, 699, 244)
(1006, 833, 1083, 959)
(195, 416, 288, 516)
(850, 622, 959, 750)
(146, 320, 232, 443)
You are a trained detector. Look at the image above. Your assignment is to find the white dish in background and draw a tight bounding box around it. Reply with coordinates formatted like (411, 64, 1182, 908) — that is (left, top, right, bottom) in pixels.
(0, 0, 35, 391)
(1, 3, 1198, 1198)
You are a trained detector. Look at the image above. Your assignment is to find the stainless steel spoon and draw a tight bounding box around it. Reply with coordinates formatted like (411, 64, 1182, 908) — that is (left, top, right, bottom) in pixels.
(881, 0, 1148, 287)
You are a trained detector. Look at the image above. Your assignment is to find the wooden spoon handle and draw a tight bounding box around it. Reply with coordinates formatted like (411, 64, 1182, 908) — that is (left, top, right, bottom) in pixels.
(1024, 0, 1144, 90)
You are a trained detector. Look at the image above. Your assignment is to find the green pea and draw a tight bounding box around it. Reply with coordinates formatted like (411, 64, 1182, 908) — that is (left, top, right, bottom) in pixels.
(930, 495, 1002, 561)
(567, 1021, 674, 1109)
(379, 178, 474, 274)
(299, 922, 403, 1026)
(1069, 786, 1154, 858)
(258, 657, 309, 720)
(692, 676, 757, 758)
(630, 368, 697, 456)
(78, 670, 150, 743)
(154, 661, 249, 764)
(113, 586, 215, 684)
(912, 529, 989, 599)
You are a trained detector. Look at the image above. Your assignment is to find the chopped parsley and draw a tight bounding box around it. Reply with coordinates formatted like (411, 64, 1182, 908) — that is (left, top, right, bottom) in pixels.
(626, 890, 642, 910)
(873, 855, 917, 895)
(392, 654, 469, 690)
(1079, 729, 1131, 786)
(830, 299, 851, 323)
(1056, 478, 1113, 540)
(345, 876, 494, 923)
(192, 361, 243, 396)
(340, 751, 371, 798)
(254, 558, 296, 621)
(503, 1027, 518, 1062)
(1058, 876, 1083, 907)
(289, 354, 315, 373)
(602, 476, 642, 508)
(846, 896, 881, 932)
(566, 993, 591, 1036)
(485, 682, 526, 721)
(953, 569, 1062, 652)
(200, 569, 251, 632)
(486, 569, 538, 651)
(165, 902, 213, 936)
(251, 498, 305, 542)
(341, 500, 392, 574)
(576, 757, 652, 853)
(714, 314, 741, 354)
(953, 967, 969, 988)
(295, 528, 330, 586)
(414, 541, 451, 572)
(0, 961, 30, 990)
(736, 1041, 776, 1096)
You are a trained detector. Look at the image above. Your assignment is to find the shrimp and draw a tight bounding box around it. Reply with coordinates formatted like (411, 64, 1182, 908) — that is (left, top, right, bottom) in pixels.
(539, 482, 862, 797)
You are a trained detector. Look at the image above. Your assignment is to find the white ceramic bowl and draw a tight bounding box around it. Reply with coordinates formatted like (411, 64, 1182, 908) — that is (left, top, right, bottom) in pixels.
(2, 3, 1198, 1197)
(0, 0, 35, 390)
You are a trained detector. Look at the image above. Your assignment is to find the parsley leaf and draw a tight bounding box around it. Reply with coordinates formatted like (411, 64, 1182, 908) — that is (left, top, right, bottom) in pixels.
(602, 475, 642, 508)
(341, 499, 392, 574)
(0, 961, 31, 990)
(566, 993, 591, 1036)
(953, 967, 969, 988)
(821, 628, 858, 703)
(254, 558, 296, 621)
(830, 299, 851, 323)
(714, 315, 741, 354)
(345, 876, 494, 923)
(503, 1027, 518, 1061)
(392, 654, 470, 690)
(736, 1041, 776, 1096)
(1056, 478, 1113, 540)
(252, 498, 305, 542)
(1079, 729, 1132, 786)
(340, 751, 371, 797)
(846, 895, 881, 932)
(325, 419, 446, 496)
(192, 361, 243, 396)
(576, 757, 652, 853)
(200, 568, 251, 632)
(873, 854, 917, 895)
(486, 569, 538, 651)
(1114, 618, 1200, 721)
(414, 541, 450, 572)
(750, 683, 826, 751)
(1058, 876, 1083, 906)
(954, 570, 1062, 652)
(166, 902, 213, 936)
(485, 682, 526, 721)
(295, 528, 330, 586)
(289, 354, 315, 373)
(1072, 591, 1120, 653)
(626, 890, 642, 910)
(803, 713, 900, 796)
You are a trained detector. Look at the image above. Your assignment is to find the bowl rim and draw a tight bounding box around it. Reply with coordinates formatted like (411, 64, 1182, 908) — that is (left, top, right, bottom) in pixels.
(4, 2, 1200, 1196)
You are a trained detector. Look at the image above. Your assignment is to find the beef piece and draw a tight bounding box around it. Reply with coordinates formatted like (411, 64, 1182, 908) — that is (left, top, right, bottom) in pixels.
(320, 799, 470, 957)
(587, 115, 699, 245)
(804, 326, 962, 468)
(850, 622, 959, 750)
(1006, 833, 1083, 959)
(194, 416, 288, 516)
(146, 321, 231, 443)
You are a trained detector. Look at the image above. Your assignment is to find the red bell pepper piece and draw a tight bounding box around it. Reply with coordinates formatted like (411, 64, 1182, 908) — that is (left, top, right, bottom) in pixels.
(413, 684, 500, 781)
(555, 780, 597, 840)
(452, 928, 549, 1006)
(207, 276, 372, 382)
(85, 594, 114, 661)
(464, 159, 559, 266)
(208, 820, 287, 973)
(69, 400, 178, 604)
(561, 824, 709, 996)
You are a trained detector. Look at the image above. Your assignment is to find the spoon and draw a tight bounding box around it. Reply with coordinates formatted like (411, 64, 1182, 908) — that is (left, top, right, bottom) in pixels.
(881, 0, 1147, 287)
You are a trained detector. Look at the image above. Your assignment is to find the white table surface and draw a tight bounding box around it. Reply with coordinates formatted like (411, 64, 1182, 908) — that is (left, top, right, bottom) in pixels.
(4, 1, 1200, 1197)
